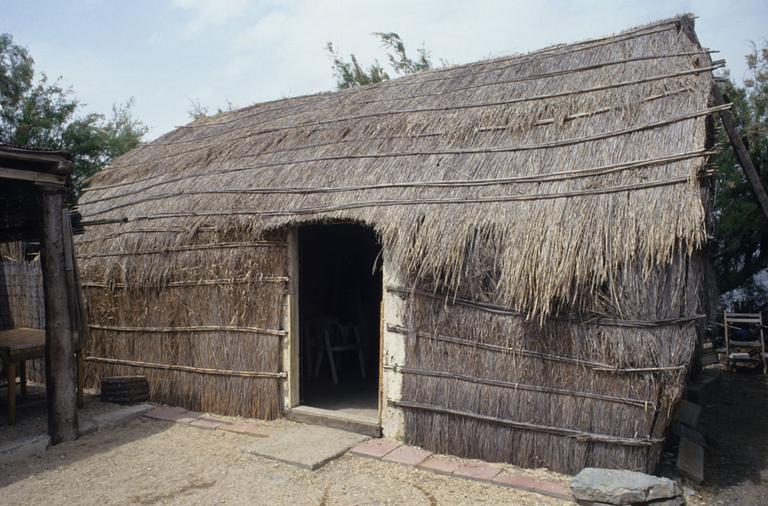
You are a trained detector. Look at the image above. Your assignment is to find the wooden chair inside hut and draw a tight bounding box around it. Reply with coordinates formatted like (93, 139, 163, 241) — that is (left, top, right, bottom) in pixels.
(307, 316, 366, 385)
(0, 145, 86, 443)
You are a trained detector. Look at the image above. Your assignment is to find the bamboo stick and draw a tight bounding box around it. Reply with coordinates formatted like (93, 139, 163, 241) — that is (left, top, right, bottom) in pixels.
(83, 65, 724, 187)
(391, 399, 663, 446)
(388, 364, 656, 408)
(387, 286, 704, 328)
(80, 174, 705, 227)
(82, 149, 714, 217)
(84, 356, 286, 378)
(360, 51, 715, 105)
(87, 104, 731, 205)
(98, 85, 696, 181)
(88, 324, 286, 336)
(387, 324, 684, 373)
(81, 276, 289, 288)
(77, 241, 286, 259)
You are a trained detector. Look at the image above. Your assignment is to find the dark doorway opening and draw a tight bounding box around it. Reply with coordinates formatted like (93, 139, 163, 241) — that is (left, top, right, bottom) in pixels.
(298, 223, 382, 420)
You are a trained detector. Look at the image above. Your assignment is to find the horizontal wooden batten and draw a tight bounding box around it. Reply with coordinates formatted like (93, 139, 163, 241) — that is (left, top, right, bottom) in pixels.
(77, 241, 286, 258)
(82, 103, 725, 201)
(388, 286, 705, 329)
(360, 51, 716, 105)
(89, 324, 286, 337)
(392, 399, 663, 447)
(84, 356, 285, 378)
(81, 276, 289, 289)
(387, 324, 685, 373)
(79, 175, 705, 227)
(389, 365, 655, 409)
(82, 148, 715, 218)
(126, 63, 725, 151)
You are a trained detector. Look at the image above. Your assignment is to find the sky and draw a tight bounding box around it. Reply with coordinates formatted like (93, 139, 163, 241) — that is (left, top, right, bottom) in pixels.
(4, 0, 767, 140)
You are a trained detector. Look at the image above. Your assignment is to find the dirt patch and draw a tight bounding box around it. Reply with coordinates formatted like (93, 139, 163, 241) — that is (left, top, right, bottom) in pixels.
(696, 370, 768, 505)
(0, 417, 567, 505)
(0, 384, 128, 445)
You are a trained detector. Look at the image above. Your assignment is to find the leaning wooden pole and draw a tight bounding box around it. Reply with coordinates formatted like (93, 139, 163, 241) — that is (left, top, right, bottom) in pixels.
(712, 84, 768, 221)
(40, 187, 79, 444)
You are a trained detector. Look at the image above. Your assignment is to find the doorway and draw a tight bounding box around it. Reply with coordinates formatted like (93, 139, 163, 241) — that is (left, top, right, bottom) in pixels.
(298, 224, 382, 421)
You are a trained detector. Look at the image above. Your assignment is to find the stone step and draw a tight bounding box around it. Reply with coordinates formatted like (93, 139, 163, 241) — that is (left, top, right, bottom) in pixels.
(286, 405, 381, 437)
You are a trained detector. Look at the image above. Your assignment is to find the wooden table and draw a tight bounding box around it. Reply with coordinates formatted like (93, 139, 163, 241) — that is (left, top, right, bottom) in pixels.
(0, 328, 83, 424)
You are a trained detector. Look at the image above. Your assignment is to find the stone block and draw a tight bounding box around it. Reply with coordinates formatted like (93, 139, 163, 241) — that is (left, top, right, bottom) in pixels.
(571, 468, 681, 504)
(243, 424, 367, 470)
(676, 437, 704, 484)
(453, 462, 502, 482)
(218, 423, 267, 437)
(494, 472, 572, 501)
(143, 406, 190, 422)
(382, 445, 432, 466)
(349, 438, 400, 459)
(417, 455, 461, 475)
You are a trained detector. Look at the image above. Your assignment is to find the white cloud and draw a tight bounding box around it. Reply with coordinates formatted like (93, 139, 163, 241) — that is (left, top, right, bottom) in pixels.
(171, 0, 253, 35)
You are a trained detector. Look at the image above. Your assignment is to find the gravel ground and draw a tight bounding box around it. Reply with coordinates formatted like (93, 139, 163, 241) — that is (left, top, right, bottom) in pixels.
(0, 417, 567, 505)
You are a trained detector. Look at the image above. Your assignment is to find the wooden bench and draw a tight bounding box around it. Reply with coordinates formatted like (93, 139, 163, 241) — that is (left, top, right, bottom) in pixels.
(0, 328, 84, 424)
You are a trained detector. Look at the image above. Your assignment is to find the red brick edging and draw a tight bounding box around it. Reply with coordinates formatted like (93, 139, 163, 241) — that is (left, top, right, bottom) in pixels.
(142, 406, 267, 437)
(350, 438, 573, 502)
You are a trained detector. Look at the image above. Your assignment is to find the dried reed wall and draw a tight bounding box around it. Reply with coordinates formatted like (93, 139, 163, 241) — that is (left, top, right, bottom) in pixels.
(0, 260, 44, 330)
(79, 229, 288, 418)
(397, 251, 705, 474)
(0, 260, 47, 383)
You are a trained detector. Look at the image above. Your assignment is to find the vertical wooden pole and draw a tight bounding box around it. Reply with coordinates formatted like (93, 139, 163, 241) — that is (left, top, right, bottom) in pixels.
(40, 187, 79, 444)
(5, 361, 16, 425)
(712, 85, 768, 221)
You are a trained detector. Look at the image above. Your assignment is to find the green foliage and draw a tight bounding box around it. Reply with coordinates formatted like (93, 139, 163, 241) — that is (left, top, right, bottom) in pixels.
(712, 42, 768, 309)
(327, 32, 436, 89)
(187, 98, 238, 120)
(0, 33, 147, 198)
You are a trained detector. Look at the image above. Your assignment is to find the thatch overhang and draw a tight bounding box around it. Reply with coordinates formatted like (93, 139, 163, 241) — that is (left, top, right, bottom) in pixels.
(77, 14, 721, 315)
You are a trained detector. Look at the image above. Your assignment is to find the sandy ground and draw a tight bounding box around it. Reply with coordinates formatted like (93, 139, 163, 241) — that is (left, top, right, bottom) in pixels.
(0, 416, 567, 505)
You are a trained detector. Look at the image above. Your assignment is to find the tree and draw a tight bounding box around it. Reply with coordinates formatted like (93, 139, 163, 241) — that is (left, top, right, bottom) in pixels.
(712, 42, 768, 310)
(327, 32, 437, 89)
(0, 33, 147, 198)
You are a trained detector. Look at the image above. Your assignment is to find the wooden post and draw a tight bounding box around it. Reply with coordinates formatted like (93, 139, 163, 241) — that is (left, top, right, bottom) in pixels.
(5, 361, 16, 424)
(40, 187, 79, 444)
(712, 84, 768, 221)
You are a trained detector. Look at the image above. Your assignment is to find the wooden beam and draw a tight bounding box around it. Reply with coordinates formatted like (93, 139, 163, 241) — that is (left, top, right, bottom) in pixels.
(712, 84, 768, 221)
(40, 187, 79, 444)
(0, 166, 67, 185)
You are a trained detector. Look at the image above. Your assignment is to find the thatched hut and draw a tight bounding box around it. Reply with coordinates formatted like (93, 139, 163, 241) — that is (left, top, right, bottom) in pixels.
(76, 15, 723, 473)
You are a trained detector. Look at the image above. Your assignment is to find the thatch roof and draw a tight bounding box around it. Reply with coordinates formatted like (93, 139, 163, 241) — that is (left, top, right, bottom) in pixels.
(77, 14, 721, 315)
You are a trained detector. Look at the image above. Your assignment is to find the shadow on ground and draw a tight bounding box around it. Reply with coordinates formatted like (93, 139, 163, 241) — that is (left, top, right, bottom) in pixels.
(700, 369, 768, 505)
(0, 384, 170, 488)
